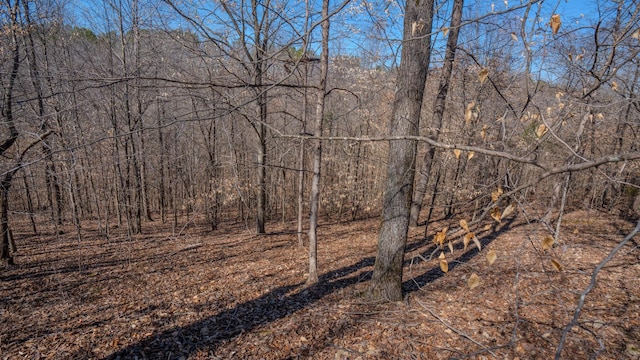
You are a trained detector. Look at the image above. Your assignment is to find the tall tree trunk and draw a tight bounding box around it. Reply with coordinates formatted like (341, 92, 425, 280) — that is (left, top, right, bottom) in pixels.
(254, 0, 268, 234)
(307, 0, 329, 285)
(368, 0, 435, 301)
(410, 0, 464, 227)
(0, 0, 21, 266)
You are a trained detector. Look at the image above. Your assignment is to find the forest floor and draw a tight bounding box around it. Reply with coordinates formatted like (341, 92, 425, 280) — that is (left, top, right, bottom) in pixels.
(1, 209, 639, 360)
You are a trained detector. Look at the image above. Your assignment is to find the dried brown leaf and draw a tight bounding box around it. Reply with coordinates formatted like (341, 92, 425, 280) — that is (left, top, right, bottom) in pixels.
(550, 14, 561, 35)
(468, 273, 480, 289)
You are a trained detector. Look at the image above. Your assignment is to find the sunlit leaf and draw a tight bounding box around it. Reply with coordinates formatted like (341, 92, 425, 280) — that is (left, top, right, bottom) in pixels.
(478, 67, 489, 84)
(632, 29, 640, 40)
(501, 204, 514, 219)
(439, 252, 448, 273)
(550, 14, 561, 35)
(550, 258, 563, 271)
(487, 249, 497, 265)
(555, 91, 564, 100)
(612, 81, 619, 91)
(536, 124, 548, 138)
(463, 232, 474, 251)
(510, 32, 518, 41)
(467, 151, 475, 160)
(448, 241, 454, 254)
(433, 227, 448, 247)
(468, 273, 480, 289)
(491, 186, 503, 202)
(596, 113, 604, 120)
(465, 102, 475, 123)
(542, 235, 555, 250)
(481, 125, 488, 140)
(453, 149, 461, 159)
(490, 207, 501, 223)
(473, 235, 482, 251)
(484, 224, 492, 231)
(460, 219, 469, 232)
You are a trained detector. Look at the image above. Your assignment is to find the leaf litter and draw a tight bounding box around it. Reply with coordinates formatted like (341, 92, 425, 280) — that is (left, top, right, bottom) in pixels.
(0, 210, 638, 359)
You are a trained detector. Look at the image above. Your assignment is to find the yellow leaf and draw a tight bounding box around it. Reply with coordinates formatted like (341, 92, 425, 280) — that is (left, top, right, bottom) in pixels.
(536, 124, 548, 138)
(501, 203, 514, 220)
(459, 219, 469, 232)
(442, 27, 449, 36)
(542, 235, 555, 250)
(467, 151, 475, 160)
(468, 273, 480, 289)
(491, 207, 501, 223)
(478, 67, 489, 84)
(473, 235, 482, 251)
(487, 249, 497, 265)
(491, 186, 503, 202)
(453, 149, 461, 159)
(463, 232, 474, 251)
(483, 224, 492, 231)
(550, 14, 561, 35)
(596, 113, 604, 120)
(448, 241, 454, 254)
(439, 252, 448, 273)
(510, 32, 518, 41)
(550, 258, 563, 271)
(433, 227, 448, 247)
(465, 101, 475, 123)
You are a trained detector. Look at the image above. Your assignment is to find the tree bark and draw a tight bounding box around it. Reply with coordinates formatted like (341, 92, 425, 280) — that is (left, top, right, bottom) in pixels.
(307, 0, 330, 285)
(368, 0, 435, 301)
(1, 0, 21, 266)
(410, 0, 464, 227)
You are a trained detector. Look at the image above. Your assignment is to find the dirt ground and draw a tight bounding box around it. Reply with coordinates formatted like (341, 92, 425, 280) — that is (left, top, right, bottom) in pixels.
(1, 209, 639, 359)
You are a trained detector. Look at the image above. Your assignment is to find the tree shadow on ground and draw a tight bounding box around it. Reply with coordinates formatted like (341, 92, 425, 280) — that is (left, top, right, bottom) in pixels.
(100, 218, 517, 359)
(403, 218, 516, 292)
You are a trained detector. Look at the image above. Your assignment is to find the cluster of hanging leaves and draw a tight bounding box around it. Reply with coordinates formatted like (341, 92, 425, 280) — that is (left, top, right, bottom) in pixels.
(453, 149, 474, 160)
(434, 187, 520, 289)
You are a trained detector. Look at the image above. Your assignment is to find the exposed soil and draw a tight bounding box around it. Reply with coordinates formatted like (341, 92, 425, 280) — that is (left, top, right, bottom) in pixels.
(1, 210, 639, 359)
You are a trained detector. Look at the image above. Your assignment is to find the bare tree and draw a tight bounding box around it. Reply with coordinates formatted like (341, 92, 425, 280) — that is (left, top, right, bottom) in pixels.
(367, 0, 435, 301)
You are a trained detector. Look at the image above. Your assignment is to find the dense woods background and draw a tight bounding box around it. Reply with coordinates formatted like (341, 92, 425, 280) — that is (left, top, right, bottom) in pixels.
(1, 0, 637, 253)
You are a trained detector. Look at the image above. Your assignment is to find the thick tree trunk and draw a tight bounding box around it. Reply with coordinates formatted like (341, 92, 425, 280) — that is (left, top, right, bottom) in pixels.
(1, 173, 15, 266)
(307, 0, 329, 285)
(410, 0, 464, 227)
(368, 0, 435, 301)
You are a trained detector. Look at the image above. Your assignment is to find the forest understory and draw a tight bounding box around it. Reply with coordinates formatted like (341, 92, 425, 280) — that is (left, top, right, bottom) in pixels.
(1, 208, 639, 360)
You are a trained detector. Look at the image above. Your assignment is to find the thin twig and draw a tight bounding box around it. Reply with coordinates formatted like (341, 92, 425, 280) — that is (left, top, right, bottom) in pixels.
(555, 218, 640, 359)
(416, 299, 498, 358)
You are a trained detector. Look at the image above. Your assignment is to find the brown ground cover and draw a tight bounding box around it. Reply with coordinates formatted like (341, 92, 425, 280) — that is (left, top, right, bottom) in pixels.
(1, 210, 639, 359)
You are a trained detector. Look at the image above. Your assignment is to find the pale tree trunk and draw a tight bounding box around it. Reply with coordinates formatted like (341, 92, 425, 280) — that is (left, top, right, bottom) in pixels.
(297, 65, 309, 247)
(307, 0, 329, 285)
(368, 0, 435, 301)
(410, 0, 463, 227)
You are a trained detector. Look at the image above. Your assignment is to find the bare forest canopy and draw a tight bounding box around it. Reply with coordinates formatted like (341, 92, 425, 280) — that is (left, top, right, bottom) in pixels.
(0, 0, 637, 256)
